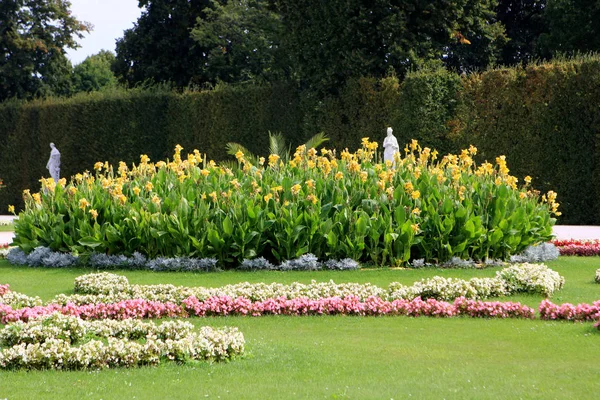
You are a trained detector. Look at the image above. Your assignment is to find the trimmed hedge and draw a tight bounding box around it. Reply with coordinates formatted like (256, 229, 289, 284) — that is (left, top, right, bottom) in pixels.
(0, 86, 307, 211)
(1, 55, 600, 223)
(458, 56, 600, 224)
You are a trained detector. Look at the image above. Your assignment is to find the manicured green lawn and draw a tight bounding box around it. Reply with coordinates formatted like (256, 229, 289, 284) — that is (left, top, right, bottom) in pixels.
(1, 257, 599, 399)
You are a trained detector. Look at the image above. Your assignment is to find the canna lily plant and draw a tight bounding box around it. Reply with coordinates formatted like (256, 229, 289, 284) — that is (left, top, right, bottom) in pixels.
(11, 139, 558, 267)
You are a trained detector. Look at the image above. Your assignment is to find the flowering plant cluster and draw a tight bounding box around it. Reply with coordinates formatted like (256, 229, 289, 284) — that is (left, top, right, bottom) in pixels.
(389, 276, 508, 301)
(0, 284, 43, 308)
(1, 296, 535, 325)
(551, 239, 600, 256)
(12, 141, 556, 266)
(497, 263, 565, 296)
(538, 299, 600, 323)
(0, 299, 185, 324)
(181, 295, 535, 319)
(0, 313, 245, 370)
(0, 243, 10, 259)
(62, 263, 563, 307)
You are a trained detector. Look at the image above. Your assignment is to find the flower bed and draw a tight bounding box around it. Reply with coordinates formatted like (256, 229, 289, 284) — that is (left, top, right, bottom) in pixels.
(0, 284, 42, 308)
(0, 296, 536, 325)
(551, 239, 600, 256)
(12, 142, 557, 266)
(539, 299, 600, 324)
(63, 264, 563, 307)
(0, 313, 244, 370)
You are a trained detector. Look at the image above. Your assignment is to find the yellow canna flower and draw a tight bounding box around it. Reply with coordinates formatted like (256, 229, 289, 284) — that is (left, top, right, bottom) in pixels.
(58, 178, 67, 188)
(209, 191, 217, 202)
(264, 193, 273, 202)
(94, 161, 104, 171)
(235, 150, 244, 161)
(133, 187, 141, 196)
(283, 201, 290, 207)
(151, 195, 161, 205)
(411, 223, 420, 233)
(8, 205, 15, 214)
(200, 169, 210, 177)
(268, 154, 280, 167)
(305, 179, 315, 189)
(306, 194, 318, 205)
(259, 157, 265, 166)
(335, 172, 344, 181)
(291, 184, 302, 195)
(118, 195, 127, 205)
(404, 182, 414, 194)
(410, 139, 419, 151)
(140, 154, 150, 164)
(524, 176, 532, 184)
(230, 179, 241, 189)
(68, 187, 78, 196)
(89, 209, 98, 219)
(79, 198, 90, 210)
(32, 193, 41, 204)
(360, 171, 368, 183)
(411, 190, 421, 200)
(201, 193, 207, 200)
(468, 145, 477, 155)
(145, 182, 153, 192)
(412, 208, 421, 215)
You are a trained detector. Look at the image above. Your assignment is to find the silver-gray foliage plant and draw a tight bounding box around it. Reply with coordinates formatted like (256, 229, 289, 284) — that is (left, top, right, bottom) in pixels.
(510, 243, 560, 263)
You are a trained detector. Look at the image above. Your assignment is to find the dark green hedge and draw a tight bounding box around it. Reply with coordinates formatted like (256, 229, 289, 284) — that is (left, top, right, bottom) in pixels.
(1, 56, 599, 224)
(458, 57, 600, 225)
(0, 86, 306, 212)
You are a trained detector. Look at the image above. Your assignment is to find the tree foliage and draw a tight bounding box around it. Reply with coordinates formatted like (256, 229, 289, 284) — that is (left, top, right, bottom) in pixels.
(114, 0, 212, 87)
(270, 0, 506, 93)
(0, 0, 90, 101)
(537, 0, 600, 58)
(72, 50, 118, 93)
(496, 0, 547, 65)
(191, 0, 290, 84)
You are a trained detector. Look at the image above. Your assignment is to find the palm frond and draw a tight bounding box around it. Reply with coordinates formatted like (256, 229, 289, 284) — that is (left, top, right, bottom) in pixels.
(225, 142, 260, 165)
(304, 132, 330, 151)
(268, 131, 290, 161)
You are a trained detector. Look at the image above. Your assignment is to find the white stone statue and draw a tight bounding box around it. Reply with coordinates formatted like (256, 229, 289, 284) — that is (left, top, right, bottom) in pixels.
(46, 143, 61, 182)
(383, 127, 399, 165)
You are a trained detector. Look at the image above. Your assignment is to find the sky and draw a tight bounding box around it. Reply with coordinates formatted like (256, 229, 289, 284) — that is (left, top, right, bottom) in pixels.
(65, 0, 143, 65)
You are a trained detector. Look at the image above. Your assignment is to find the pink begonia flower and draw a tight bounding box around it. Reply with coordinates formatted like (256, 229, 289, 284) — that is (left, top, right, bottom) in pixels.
(3, 295, 600, 325)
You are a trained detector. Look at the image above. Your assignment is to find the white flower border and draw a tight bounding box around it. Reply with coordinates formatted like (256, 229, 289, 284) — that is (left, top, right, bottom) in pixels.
(0, 313, 244, 370)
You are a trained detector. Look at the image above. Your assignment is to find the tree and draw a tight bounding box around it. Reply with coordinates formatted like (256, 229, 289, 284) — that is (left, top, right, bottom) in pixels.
(0, 0, 90, 101)
(72, 50, 118, 93)
(271, 0, 506, 94)
(537, 0, 600, 58)
(114, 0, 212, 87)
(191, 0, 290, 84)
(495, 0, 547, 66)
